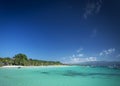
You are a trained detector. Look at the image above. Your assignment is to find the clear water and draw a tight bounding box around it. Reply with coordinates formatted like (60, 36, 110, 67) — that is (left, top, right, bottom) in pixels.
(0, 66, 120, 86)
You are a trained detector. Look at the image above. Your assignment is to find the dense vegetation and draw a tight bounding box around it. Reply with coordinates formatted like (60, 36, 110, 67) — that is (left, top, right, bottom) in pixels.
(0, 53, 62, 66)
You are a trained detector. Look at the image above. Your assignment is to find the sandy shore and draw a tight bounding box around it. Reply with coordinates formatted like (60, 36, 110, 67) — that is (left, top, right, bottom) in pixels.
(2, 65, 23, 68)
(1, 65, 70, 68)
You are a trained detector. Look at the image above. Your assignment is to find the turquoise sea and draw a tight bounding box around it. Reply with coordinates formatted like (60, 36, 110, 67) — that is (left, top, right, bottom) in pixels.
(0, 66, 120, 86)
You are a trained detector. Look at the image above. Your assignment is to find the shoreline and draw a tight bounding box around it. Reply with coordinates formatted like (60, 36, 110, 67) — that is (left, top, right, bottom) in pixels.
(1, 65, 70, 68)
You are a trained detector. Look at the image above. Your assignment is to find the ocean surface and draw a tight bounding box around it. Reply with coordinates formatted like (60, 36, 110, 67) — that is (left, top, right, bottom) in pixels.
(0, 66, 120, 86)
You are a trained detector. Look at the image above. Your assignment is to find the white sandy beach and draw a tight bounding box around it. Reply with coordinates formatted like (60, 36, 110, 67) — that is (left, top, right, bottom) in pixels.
(1, 65, 70, 68)
(2, 65, 23, 68)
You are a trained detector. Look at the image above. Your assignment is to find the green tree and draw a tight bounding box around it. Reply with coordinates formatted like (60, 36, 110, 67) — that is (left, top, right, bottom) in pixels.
(13, 53, 28, 66)
(0, 57, 13, 65)
(0, 53, 63, 66)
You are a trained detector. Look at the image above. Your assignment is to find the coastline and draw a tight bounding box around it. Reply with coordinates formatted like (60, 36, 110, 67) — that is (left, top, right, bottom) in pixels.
(1, 65, 70, 68)
(1, 65, 23, 68)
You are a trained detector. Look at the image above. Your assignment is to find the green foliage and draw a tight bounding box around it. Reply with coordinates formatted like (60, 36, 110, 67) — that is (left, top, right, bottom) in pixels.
(13, 53, 28, 66)
(0, 57, 13, 66)
(0, 53, 62, 66)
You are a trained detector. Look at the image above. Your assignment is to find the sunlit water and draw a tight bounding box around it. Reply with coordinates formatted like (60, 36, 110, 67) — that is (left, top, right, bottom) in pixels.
(0, 66, 120, 86)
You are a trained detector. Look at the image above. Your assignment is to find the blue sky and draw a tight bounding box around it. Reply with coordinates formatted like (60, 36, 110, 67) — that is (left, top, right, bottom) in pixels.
(0, 0, 120, 63)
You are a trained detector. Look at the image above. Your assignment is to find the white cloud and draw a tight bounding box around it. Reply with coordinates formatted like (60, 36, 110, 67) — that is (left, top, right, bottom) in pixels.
(70, 57, 82, 63)
(108, 48, 115, 53)
(83, 0, 103, 19)
(62, 48, 98, 64)
(72, 53, 84, 58)
(77, 48, 83, 53)
(99, 52, 103, 56)
(62, 47, 119, 63)
(68, 56, 97, 64)
(77, 54, 84, 57)
(72, 54, 75, 58)
(99, 48, 115, 56)
(86, 57, 97, 61)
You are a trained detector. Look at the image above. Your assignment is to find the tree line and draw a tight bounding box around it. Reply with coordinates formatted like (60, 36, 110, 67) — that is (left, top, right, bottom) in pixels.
(0, 53, 62, 66)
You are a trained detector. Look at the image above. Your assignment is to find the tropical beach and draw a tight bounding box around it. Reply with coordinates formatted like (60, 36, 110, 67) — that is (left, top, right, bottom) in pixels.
(1, 54, 120, 86)
(0, 0, 120, 86)
(1, 53, 120, 86)
(0, 53, 62, 67)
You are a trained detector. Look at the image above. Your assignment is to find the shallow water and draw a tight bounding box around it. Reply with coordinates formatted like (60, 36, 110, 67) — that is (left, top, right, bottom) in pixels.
(0, 66, 120, 86)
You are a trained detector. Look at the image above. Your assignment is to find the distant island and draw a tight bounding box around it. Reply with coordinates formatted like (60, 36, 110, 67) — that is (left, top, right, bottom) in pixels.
(0, 53, 63, 67)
